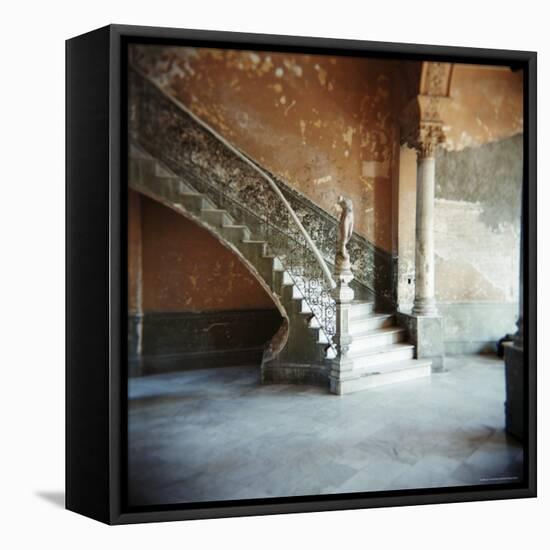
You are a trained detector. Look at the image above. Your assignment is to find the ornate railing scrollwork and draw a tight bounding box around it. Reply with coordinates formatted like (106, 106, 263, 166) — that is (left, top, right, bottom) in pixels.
(130, 67, 339, 348)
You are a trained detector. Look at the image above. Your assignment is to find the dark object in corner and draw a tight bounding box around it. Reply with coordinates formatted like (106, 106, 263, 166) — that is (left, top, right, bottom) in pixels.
(497, 334, 515, 358)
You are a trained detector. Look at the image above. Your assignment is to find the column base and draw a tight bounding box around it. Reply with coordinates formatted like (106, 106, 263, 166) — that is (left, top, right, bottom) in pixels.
(397, 312, 446, 372)
(412, 298, 438, 317)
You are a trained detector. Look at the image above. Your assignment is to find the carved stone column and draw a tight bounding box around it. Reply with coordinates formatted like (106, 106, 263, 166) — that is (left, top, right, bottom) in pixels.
(399, 122, 446, 372)
(411, 122, 444, 316)
(398, 62, 452, 373)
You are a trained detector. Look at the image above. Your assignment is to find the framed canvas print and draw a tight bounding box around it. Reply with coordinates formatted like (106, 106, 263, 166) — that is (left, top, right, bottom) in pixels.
(66, 24, 537, 524)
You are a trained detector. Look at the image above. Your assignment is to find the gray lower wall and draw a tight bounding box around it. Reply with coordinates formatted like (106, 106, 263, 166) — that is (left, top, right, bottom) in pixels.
(438, 302, 519, 355)
(129, 309, 283, 376)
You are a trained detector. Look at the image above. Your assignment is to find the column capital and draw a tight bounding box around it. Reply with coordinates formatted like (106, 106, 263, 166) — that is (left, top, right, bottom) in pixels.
(412, 121, 446, 160)
(400, 61, 453, 159)
(400, 96, 448, 159)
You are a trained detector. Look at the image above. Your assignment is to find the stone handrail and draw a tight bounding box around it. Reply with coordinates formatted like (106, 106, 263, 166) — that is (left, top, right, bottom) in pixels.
(132, 67, 337, 291)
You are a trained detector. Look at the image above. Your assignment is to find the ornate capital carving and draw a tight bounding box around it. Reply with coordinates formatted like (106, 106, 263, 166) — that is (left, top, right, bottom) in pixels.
(400, 100, 446, 158)
(411, 121, 446, 159)
(399, 62, 453, 158)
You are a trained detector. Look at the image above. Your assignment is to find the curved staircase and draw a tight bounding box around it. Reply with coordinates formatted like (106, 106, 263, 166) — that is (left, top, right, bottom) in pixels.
(129, 144, 431, 393)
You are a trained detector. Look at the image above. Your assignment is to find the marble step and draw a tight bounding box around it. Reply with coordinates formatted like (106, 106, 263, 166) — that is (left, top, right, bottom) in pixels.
(280, 282, 303, 305)
(201, 208, 234, 227)
(151, 162, 198, 193)
(325, 345, 337, 360)
(349, 327, 407, 353)
(152, 163, 171, 177)
(264, 255, 285, 272)
(220, 224, 251, 241)
(350, 343, 415, 368)
(349, 301, 375, 319)
(130, 157, 201, 198)
(350, 313, 394, 334)
(273, 269, 295, 289)
(128, 156, 155, 182)
(171, 192, 212, 214)
(240, 240, 268, 260)
(337, 359, 432, 394)
(316, 328, 332, 345)
(129, 144, 150, 159)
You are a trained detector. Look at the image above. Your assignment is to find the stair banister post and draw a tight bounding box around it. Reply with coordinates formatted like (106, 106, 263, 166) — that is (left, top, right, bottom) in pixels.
(329, 196, 357, 395)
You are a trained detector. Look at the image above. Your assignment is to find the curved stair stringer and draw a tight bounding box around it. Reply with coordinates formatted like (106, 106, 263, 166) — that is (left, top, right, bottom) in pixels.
(129, 147, 330, 383)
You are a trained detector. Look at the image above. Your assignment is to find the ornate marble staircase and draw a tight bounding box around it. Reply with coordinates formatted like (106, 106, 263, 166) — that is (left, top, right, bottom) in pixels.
(129, 145, 431, 394)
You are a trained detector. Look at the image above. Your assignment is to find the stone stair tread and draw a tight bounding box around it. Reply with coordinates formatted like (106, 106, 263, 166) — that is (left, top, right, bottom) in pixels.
(350, 311, 393, 321)
(352, 326, 405, 339)
(355, 358, 432, 376)
(129, 144, 151, 158)
(349, 342, 414, 358)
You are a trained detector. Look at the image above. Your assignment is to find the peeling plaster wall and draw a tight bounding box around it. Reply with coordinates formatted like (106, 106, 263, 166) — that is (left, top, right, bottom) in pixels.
(435, 134, 522, 303)
(137, 195, 276, 312)
(442, 65, 523, 152)
(131, 45, 406, 253)
(434, 134, 523, 352)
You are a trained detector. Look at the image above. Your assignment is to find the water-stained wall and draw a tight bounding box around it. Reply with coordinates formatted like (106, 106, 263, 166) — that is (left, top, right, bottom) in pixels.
(435, 134, 523, 303)
(131, 45, 406, 253)
(434, 134, 522, 352)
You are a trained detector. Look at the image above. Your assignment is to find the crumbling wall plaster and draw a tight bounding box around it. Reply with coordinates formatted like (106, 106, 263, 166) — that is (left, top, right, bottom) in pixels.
(434, 134, 522, 304)
(435, 198, 520, 302)
(442, 65, 523, 151)
(131, 45, 406, 252)
(433, 133, 523, 359)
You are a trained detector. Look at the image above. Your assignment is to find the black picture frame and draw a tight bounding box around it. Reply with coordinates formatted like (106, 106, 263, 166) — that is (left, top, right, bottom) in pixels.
(66, 24, 537, 525)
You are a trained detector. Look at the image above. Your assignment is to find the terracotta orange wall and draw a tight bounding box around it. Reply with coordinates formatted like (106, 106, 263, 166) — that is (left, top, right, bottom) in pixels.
(131, 45, 407, 252)
(129, 192, 276, 312)
(128, 190, 142, 314)
(442, 65, 523, 151)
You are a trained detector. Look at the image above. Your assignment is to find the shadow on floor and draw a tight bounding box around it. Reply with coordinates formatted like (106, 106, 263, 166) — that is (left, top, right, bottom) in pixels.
(35, 491, 65, 509)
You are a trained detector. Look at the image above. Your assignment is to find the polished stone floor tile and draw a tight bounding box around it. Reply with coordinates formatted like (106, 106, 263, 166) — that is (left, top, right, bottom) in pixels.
(128, 354, 524, 506)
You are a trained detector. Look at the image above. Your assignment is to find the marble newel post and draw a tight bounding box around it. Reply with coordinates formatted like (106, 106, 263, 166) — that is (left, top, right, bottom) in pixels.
(329, 197, 357, 395)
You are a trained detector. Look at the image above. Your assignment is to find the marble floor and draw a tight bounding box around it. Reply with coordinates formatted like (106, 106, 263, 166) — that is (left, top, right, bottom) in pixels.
(128, 354, 524, 506)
